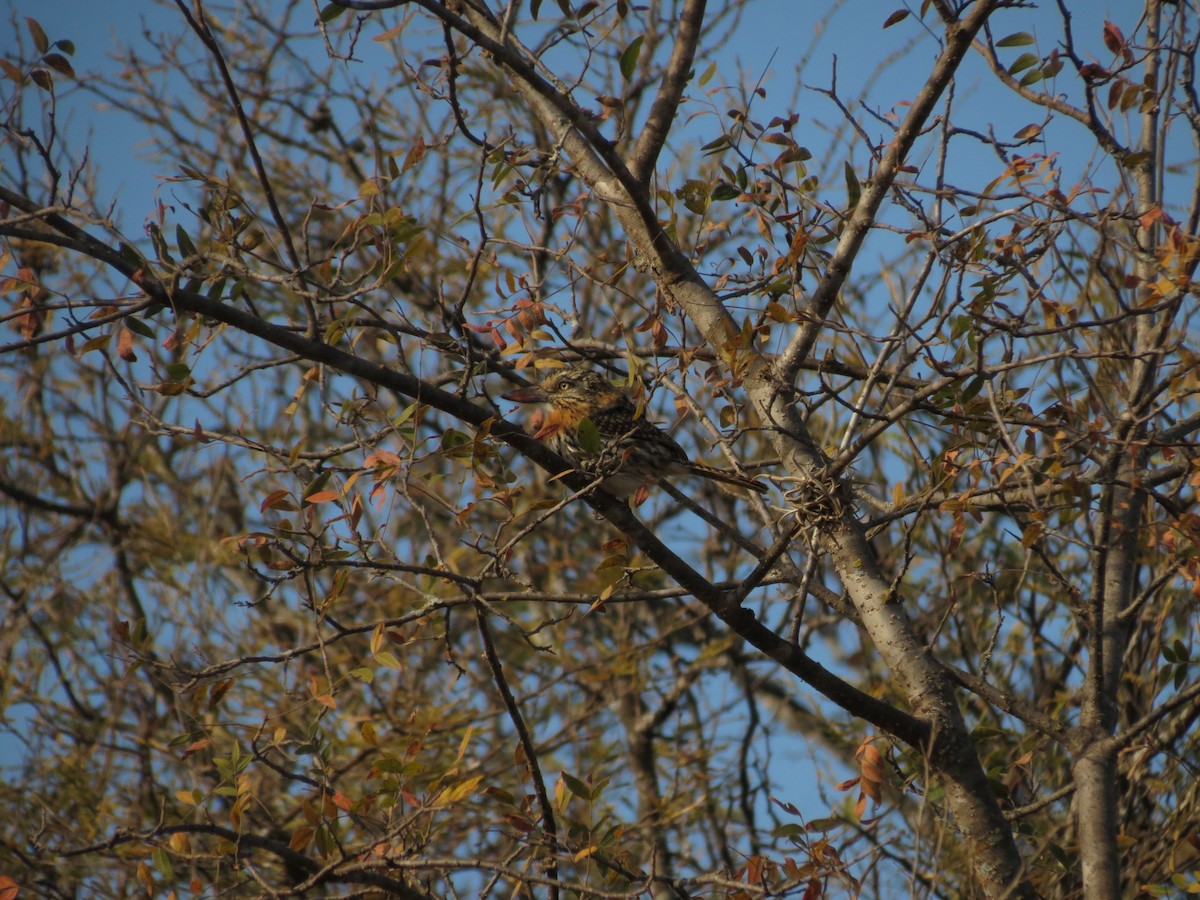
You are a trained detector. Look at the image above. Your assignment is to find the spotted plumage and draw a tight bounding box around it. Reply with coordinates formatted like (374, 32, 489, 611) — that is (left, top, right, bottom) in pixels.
(503, 366, 767, 501)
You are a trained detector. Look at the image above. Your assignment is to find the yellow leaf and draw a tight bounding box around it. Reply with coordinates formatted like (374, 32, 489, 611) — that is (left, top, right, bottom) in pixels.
(456, 726, 474, 763)
(431, 774, 484, 808)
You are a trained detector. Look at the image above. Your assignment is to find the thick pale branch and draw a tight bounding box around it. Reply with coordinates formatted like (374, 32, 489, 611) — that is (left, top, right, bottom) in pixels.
(627, 0, 707, 184)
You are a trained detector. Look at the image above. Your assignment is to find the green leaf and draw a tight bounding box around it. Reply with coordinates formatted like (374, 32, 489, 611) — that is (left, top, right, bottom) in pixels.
(844, 161, 861, 209)
(960, 377, 985, 402)
(561, 771, 593, 801)
(1008, 53, 1039, 75)
(701, 134, 731, 155)
(698, 60, 717, 87)
(176, 224, 197, 258)
(576, 417, 601, 455)
(374, 651, 402, 670)
(318, 3, 347, 22)
(619, 36, 644, 80)
(80, 333, 111, 354)
(152, 846, 174, 880)
(772, 822, 806, 839)
(441, 428, 473, 459)
(125, 317, 155, 338)
(711, 182, 740, 201)
(303, 470, 332, 499)
(997, 32, 1035, 47)
(676, 179, 710, 214)
(1122, 150, 1151, 170)
(1172, 639, 1189, 663)
(1019, 67, 1046, 86)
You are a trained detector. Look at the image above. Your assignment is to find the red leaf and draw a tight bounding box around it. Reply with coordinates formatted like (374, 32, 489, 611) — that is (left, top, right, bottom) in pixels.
(1102, 20, 1125, 56)
(259, 489, 292, 512)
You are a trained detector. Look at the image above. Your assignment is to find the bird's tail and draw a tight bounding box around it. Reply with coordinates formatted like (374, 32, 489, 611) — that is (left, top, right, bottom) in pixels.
(686, 462, 768, 494)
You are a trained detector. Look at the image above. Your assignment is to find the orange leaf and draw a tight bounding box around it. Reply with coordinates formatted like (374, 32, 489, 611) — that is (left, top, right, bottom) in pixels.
(289, 825, 315, 851)
(402, 136, 427, 173)
(304, 490, 339, 504)
(181, 737, 213, 759)
(117, 326, 137, 361)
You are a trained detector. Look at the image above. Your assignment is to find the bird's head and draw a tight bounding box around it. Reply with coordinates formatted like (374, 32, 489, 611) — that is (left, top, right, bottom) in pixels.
(502, 367, 624, 415)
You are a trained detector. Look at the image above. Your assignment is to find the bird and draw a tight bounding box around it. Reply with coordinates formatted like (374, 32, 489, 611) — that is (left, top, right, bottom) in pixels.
(502, 366, 767, 503)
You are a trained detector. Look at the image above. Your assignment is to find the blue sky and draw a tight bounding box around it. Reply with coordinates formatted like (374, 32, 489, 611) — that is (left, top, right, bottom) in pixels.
(20, 0, 1123, 227)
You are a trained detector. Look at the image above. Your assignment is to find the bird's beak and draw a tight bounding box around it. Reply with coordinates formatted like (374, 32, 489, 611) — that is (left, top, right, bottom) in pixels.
(501, 385, 548, 403)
